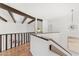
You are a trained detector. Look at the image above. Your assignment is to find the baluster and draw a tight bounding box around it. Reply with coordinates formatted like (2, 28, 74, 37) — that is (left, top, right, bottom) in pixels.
(10, 34, 12, 48)
(24, 33, 25, 44)
(5, 34, 7, 50)
(26, 33, 28, 43)
(21, 33, 22, 45)
(15, 34, 16, 47)
(28, 33, 30, 43)
(27, 33, 29, 43)
(0, 35, 2, 52)
(16, 34, 18, 46)
(18, 34, 20, 46)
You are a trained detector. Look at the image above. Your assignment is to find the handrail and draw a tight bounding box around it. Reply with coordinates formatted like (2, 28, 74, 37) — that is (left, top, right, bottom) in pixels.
(49, 39, 72, 55)
(49, 44, 67, 56)
(31, 34, 49, 41)
(31, 34, 72, 56)
(0, 32, 35, 35)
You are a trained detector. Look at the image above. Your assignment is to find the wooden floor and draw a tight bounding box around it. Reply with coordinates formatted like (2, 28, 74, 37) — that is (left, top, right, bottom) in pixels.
(68, 37, 79, 53)
(0, 43, 32, 56)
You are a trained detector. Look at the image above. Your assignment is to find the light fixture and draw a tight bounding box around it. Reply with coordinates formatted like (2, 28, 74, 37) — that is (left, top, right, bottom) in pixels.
(70, 9, 77, 30)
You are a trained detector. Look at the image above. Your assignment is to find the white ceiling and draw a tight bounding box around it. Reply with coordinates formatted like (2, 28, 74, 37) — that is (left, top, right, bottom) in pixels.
(5, 3, 79, 20)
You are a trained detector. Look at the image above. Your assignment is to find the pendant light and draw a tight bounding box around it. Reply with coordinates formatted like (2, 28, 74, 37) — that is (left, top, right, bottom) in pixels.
(70, 9, 76, 30)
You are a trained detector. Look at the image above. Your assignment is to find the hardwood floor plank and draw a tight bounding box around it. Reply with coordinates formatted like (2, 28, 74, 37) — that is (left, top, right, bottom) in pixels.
(0, 43, 32, 56)
(68, 37, 79, 53)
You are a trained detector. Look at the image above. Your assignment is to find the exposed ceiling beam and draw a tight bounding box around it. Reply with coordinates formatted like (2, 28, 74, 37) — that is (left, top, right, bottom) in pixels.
(8, 10, 16, 23)
(28, 18, 43, 24)
(0, 16, 7, 22)
(37, 19, 43, 22)
(22, 16, 27, 24)
(0, 3, 35, 20)
(28, 19, 35, 24)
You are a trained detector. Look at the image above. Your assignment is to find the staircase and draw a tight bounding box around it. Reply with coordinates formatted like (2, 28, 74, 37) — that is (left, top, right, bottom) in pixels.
(30, 33, 72, 56)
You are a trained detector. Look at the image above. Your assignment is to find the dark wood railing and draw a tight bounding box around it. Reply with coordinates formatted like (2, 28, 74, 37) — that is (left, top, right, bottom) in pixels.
(0, 32, 34, 52)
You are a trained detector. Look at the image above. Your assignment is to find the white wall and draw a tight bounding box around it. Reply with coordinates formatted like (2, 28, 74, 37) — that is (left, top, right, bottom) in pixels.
(27, 22, 35, 32)
(0, 7, 35, 34)
(48, 10, 79, 37)
(43, 19, 48, 33)
(0, 23, 33, 34)
(48, 15, 70, 33)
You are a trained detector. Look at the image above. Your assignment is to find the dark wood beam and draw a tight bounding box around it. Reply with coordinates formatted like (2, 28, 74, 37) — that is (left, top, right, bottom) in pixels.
(0, 3, 35, 20)
(28, 19, 35, 24)
(37, 19, 43, 22)
(22, 16, 27, 24)
(0, 16, 7, 22)
(28, 18, 43, 24)
(8, 10, 16, 23)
